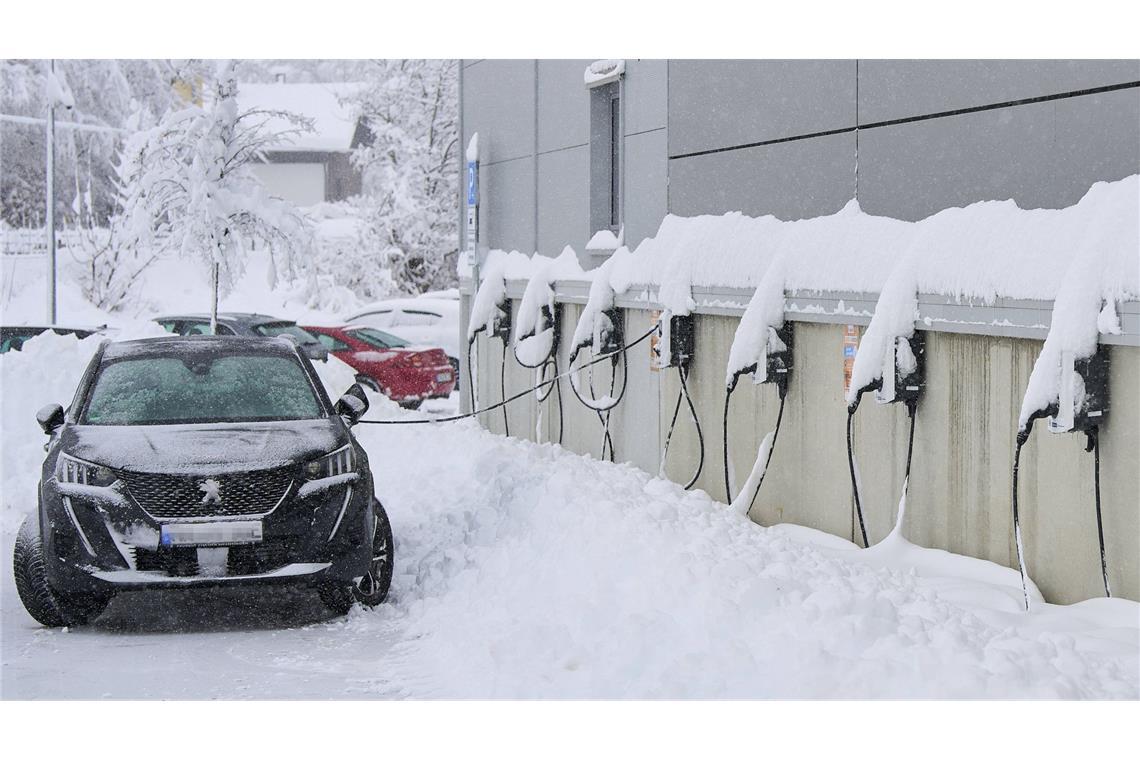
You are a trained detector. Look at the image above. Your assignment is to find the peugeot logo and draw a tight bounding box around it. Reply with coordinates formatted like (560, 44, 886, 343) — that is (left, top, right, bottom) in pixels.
(198, 478, 223, 505)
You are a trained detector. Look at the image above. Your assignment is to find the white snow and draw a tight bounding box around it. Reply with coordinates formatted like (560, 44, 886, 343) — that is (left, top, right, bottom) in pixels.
(236, 82, 363, 152)
(583, 59, 625, 87)
(2, 326, 1138, 697)
(585, 228, 622, 251)
(729, 429, 774, 515)
(465, 132, 479, 162)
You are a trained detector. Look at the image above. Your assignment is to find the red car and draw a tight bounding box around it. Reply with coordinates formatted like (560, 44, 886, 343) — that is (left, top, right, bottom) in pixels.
(304, 325, 456, 409)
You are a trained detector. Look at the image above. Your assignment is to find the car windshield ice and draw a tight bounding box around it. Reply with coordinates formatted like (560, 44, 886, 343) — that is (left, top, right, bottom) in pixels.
(82, 355, 324, 425)
(349, 327, 410, 349)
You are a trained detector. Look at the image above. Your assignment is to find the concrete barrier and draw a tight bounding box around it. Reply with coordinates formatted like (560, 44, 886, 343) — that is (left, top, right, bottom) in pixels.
(463, 291, 1139, 604)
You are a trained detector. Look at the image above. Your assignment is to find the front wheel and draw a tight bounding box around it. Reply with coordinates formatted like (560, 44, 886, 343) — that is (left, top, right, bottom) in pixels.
(13, 515, 111, 627)
(318, 502, 394, 614)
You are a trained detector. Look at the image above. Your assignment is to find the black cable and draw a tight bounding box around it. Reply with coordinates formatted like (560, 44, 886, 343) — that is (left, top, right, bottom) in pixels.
(739, 393, 787, 515)
(466, 334, 478, 413)
(903, 398, 917, 497)
(1012, 431, 1031, 611)
(1090, 427, 1111, 598)
(359, 324, 659, 426)
(678, 366, 705, 490)
(569, 340, 628, 461)
(846, 405, 870, 549)
(722, 378, 738, 503)
(500, 338, 509, 437)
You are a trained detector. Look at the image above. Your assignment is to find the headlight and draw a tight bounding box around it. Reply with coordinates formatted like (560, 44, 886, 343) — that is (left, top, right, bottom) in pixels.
(56, 453, 117, 487)
(303, 445, 356, 479)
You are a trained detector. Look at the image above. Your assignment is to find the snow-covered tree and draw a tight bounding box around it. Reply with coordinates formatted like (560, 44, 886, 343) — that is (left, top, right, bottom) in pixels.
(115, 61, 313, 328)
(349, 59, 459, 295)
(1, 59, 177, 228)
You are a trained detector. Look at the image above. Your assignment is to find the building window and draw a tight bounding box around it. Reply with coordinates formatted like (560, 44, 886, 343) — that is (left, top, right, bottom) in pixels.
(590, 81, 622, 234)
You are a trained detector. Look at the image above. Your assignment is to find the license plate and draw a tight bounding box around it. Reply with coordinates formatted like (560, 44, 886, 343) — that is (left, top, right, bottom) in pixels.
(436, 372, 451, 381)
(160, 521, 262, 547)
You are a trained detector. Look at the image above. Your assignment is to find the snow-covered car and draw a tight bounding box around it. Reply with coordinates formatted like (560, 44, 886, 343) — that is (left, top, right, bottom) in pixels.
(13, 335, 393, 628)
(344, 297, 460, 380)
(304, 325, 455, 409)
(153, 312, 329, 362)
(1, 325, 104, 354)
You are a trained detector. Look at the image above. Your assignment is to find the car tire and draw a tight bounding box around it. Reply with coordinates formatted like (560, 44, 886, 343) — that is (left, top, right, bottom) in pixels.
(449, 357, 461, 390)
(398, 399, 423, 411)
(13, 515, 111, 627)
(318, 501, 394, 615)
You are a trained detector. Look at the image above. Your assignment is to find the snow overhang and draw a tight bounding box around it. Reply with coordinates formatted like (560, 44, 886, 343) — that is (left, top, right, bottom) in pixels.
(584, 60, 625, 88)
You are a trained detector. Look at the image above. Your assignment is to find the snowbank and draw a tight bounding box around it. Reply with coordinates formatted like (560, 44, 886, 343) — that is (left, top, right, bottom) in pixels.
(350, 417, 1138, 698)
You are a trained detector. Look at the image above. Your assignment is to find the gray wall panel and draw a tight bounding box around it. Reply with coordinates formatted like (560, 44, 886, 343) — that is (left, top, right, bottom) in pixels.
(668, 60, 856, 155)
(860, 59, 1140, 123)
(483, 157, 536, 253)
(623, 128, 667, 250)
(858, 87, 1140, 220)
(669, 132, 856, 220)
(463, 60, 535, 164)
(537, 59, 591, 152)
(537, 145, 590, 258)
(625, 59, 668, 135)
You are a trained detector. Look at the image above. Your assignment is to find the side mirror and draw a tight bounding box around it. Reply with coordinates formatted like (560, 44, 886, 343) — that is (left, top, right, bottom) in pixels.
(333, 383, 369, 425)
(37, 403, 65, 435)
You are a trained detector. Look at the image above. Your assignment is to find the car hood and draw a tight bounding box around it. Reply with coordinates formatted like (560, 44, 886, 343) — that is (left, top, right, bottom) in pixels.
(62, 419, 347, 475)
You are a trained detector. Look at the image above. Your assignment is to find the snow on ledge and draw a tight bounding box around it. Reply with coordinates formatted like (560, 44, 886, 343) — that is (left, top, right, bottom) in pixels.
(584, 59, 625, 88)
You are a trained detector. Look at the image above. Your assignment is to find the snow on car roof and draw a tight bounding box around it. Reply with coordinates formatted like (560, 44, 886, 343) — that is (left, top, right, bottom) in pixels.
(102, 335, 300, 360)
(348, 297, 459, 317)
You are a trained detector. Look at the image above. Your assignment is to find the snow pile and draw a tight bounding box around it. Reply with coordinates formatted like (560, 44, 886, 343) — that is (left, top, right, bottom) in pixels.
(1016, 178, 1140, 428)
(583, 59, 625, 87)
(509, 246, 584, 366)
(351, 418, 1138, 698)
(725, 254, 788, 386)
(466, 249, 525, 340)
(569, 253, 620, 356)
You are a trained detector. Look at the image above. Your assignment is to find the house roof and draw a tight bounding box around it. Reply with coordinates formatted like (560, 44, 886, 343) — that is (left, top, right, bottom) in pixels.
(237, 82, 364, 153)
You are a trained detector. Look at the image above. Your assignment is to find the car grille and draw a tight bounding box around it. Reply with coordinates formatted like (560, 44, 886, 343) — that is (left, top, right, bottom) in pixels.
(117, 467, 294, 519)
(130, 539, 295, 576)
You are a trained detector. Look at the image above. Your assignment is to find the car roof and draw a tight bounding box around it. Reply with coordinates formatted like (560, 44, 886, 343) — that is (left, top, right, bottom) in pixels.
(101, 335, 301, 361)
(348, 297, 459, 316)
(1, 324, 102, 332)
(153, 313, 295, 327)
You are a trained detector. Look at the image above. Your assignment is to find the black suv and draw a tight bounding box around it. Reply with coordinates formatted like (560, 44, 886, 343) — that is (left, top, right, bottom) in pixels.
(153, 313, 329, 362)
(13, 335, 392, 627)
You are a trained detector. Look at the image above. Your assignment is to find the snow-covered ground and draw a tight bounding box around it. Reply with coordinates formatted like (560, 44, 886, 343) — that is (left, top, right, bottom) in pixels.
(2, 333, 1137, 697)
(2, 251, 1137, 699)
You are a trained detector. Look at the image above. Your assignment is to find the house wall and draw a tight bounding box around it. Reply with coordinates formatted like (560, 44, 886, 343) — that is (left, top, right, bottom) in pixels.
(249, 162, 326, 207)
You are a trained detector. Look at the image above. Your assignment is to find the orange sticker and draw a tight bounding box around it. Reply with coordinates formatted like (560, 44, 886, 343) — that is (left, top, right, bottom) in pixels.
(843, 324, 860, 395)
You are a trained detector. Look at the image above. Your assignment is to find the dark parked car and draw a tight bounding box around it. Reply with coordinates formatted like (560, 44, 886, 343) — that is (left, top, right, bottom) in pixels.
(304, 325, 455, 410)
(13, 335, 392, 627)
(1, 325, 103, 354)
(153, 313, 328, 362)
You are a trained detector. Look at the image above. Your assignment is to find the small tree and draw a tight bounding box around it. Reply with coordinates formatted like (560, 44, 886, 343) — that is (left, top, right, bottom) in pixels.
(116, 60, 312, 329)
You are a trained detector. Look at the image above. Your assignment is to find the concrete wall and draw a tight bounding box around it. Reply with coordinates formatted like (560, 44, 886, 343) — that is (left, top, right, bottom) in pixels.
(471, 303, 1140, 605)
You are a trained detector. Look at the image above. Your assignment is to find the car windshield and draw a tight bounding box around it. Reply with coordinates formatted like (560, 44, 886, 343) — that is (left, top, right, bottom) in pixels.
(349, 327, 410, 349)
(82, 355, 324, 425)
(254, 322, 319, 343)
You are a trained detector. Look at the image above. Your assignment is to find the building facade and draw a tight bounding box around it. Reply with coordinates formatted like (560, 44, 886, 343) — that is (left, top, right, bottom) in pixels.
(460, 60, 1138, 258)
(458, 60, 1140, 604)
